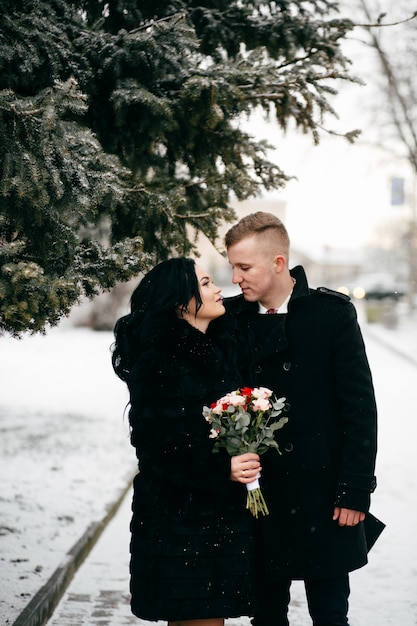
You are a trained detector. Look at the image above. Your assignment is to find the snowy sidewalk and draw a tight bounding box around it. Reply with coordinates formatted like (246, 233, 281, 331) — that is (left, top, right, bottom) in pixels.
(0, 326, 136, 625)
(1, 303, 417, 626)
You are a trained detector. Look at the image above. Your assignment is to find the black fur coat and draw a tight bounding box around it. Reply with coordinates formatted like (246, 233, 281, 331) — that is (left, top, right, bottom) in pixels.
(125, 315, 255, 621)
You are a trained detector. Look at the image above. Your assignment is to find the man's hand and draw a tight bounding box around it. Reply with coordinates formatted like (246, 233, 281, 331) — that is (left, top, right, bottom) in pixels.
(333, 507, 365, 527)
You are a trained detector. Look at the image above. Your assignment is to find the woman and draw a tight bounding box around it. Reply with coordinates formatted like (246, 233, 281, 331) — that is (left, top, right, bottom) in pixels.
(112, 257, 260, 626)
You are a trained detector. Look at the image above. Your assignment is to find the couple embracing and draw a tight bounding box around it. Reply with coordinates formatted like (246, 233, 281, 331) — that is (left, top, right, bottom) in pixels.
(112, 212, 379, 626)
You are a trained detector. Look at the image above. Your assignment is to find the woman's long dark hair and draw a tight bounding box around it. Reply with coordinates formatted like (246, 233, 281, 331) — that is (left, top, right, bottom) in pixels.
(112, 257, 202, 382)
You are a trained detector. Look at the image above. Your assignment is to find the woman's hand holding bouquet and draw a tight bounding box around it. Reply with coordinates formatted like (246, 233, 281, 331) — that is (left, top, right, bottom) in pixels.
(203, 386, 288, 517)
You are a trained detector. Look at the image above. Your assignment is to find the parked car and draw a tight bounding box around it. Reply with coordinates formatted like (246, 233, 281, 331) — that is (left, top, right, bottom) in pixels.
(337, 272, 406, 301)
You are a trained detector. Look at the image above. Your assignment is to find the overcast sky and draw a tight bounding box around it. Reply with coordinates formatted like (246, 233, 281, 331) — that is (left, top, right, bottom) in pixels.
(241, 3, 414, 254)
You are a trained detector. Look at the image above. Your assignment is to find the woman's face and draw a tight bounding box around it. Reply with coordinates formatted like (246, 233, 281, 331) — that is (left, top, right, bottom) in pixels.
(182, 265, 225, 332)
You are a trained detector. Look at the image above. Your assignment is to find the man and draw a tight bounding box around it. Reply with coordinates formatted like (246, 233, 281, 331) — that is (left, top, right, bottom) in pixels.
(224, 212, 378, 626)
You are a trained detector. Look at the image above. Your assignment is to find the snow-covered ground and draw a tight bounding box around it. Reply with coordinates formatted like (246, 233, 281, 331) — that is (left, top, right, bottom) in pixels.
(1, 300, 417, 625)
(0, 323, 136, 624)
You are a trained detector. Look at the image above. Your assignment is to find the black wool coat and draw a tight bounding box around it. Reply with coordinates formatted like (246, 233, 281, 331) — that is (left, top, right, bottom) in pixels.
(225, 265, 378, 581)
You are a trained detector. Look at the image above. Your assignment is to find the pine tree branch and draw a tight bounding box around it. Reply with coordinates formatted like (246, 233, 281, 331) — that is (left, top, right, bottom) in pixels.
(316, 125, 362, 143)
(129, 12, 186, 34)
(0, 104, 45, 117)
(237, 71, 353, 93)
(169, 211, 214, 219)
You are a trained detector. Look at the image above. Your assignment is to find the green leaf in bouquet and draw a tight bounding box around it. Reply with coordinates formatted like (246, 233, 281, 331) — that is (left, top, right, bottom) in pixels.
(228, 436, 243, 448)
(261, 426, 274, 439)
(257, 439, 281, 455)
(272, 397, 286, 411)
(235, 413, 251, 430)
(271, 417, 289, 431)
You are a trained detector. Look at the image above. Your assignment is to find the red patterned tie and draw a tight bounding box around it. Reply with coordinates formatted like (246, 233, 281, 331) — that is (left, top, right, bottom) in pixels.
(266, 308, 276, 314)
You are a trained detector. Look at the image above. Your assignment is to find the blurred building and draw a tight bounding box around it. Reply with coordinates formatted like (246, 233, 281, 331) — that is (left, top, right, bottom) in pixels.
(196, 198, 364, 293)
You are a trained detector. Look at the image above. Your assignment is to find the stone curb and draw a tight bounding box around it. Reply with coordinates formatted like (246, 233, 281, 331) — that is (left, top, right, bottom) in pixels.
(11, 476, 135, 626)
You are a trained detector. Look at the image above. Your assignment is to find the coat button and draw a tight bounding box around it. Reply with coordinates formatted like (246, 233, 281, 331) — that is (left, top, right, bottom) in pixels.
(284, 402, 291, 412)
(283, 361, 291, 371)
(255, 365, 262, 373)
(284, 442, 294, 452)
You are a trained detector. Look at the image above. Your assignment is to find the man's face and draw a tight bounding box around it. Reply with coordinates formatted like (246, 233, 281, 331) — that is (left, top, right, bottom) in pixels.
(227, 235, 278, 303)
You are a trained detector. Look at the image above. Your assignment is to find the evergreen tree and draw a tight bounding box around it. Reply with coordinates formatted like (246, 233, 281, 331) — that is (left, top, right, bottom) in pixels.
(0, 0, 357, 335)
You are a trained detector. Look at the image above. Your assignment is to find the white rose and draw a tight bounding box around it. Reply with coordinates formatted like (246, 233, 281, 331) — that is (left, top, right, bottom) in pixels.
(252, 397, 271, 411)
(252, 387, 273, 399)
(226, 392, 247, 407)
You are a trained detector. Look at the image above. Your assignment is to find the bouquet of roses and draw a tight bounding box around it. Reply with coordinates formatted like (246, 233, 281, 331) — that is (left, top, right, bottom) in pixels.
(203, 386, 288, 518)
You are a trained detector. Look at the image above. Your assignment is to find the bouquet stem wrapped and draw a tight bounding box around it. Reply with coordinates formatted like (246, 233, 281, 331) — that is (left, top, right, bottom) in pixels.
(246, 477, 269, 517)
(203, 387, 288, 518)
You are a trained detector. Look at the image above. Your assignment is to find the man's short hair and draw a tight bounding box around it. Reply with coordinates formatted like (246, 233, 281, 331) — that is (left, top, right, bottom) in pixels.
(225, 211, 290, 256)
